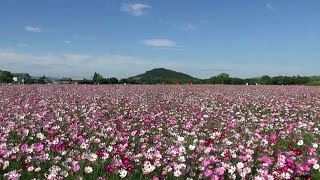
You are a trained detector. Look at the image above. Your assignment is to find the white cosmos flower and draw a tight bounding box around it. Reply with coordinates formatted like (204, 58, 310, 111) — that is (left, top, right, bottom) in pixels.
(188, 144, 196, 151)
(27, 166, 34, 172)
(142, 161, 155, 174)
(236, 162, 244, 170)
(34, 167, 41, 172)
(107, 146, 113, 152)
(312, 143, 318, 148)
(177, 136, 185, 142)
(80, 143, 89, 149)
(119, 169, 127, 178)
(178, 156, 186, 162)
(313, 164, 320, 170)
(60, 170, 68, 177)
(3, 161, 9, 169)
(88, 153, 97, 162)
(297, 140, 304, 146)
(228, 166, 236, 174)
(36, 133, 45, 140)
(174, 169, 182, 177)
(84, 166, 93, 173)
(102, 153, 109, 160)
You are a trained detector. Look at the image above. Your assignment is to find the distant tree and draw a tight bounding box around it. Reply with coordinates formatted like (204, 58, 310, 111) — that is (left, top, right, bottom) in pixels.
(37, 75, 47, 84)
(126, 78, 138, 84)
(119, 78, 128, 84)
(93, 72, 106, 84)
(0, 70, 13, 83)
(283, 76, 294, 85)
(230, 78, 245, 85)
(107, 77, 119, 84)
(216, 73, 231, 84)
(271, 76, 285, 85)
(260, 75, 271, 85)
(297, 76, 310, 85)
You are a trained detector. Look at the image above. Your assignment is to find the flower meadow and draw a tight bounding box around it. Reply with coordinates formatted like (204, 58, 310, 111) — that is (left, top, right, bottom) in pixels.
(0, 84, 320, 180)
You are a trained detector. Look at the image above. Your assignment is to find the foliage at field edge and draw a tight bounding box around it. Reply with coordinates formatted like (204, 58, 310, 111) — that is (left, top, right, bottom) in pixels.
(2, 68, 320, 85)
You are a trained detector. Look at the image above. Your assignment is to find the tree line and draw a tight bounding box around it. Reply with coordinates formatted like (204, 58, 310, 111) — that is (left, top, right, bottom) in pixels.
(0, 70, 13, 83)
(92, 72, 119, 84)
(203, 73, 315, 85)
(1, 69, 320, 86)
(93, 72, 320, 85)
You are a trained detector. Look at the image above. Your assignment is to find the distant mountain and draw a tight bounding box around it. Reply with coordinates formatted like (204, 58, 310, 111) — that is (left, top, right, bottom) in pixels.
(127, 68, 198, 84)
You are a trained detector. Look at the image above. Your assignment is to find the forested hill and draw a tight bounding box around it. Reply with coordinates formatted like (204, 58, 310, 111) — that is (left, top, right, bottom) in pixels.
(127, 68, 198, 84)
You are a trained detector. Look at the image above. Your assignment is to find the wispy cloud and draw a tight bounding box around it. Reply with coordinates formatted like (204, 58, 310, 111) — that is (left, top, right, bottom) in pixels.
(0, 49, 159, 78)
(141, 39, 177, 48)
(62, 54, 92, 62)
(200, 68, 232, 72)
(159, 18, 208, 32)
(266, 3, 275, 11)
(183, 23, 197, 31)
(1, 48, 208, 78)
(16, 43, 30, 48)
(64, 40, 71, 44)
(199, 19, 209, 25)
(1, 49, 316, 79)
(156, 47, 184, 51)
(120, 3, 151, 16)
(25, 26, 42, 32)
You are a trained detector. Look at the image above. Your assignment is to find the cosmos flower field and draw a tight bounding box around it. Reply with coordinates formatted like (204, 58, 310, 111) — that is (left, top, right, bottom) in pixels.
(0, 85, 320, 180)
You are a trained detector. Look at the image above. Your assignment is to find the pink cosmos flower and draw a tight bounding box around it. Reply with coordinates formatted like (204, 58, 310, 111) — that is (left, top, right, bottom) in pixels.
(307, 148, 316, 155)
(152, 176, 159, 180)
(285, 158, 295, 168)
(105, 165, 114, 173)
(183, 122, 192, 130)
(201, 158, 211, 167)
(20, 144, 28, 153)
(204, 169, 213, 177)
(34, 143, 44, 152)
(268, 134, 277, 143)
(258, 156, 273, 165)
(122, 158, 131, 167)
(71, 162, 80, 172)
(4, 170, 21, 180)
(214, 167, 225, 176)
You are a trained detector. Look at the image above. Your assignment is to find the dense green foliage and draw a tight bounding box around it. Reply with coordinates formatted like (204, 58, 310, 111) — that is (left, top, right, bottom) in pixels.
(1, 68, 320, 85)
(93, 72, 106, 84)
(205, 74, 316, 85)
(120, 68, 320, 85)
(0, 70, 13, 83)
(35, 75, 47, 84)
(93, 72, 119, 84)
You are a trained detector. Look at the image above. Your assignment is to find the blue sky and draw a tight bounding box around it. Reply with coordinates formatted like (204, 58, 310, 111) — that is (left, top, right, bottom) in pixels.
(0, 0, 320, 78)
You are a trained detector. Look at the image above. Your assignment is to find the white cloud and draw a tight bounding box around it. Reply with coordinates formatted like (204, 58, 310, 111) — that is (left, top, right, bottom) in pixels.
(0, 49, 160, 78)
(25, 26, 42, 32)
(156, 47, 184, 51)
(62, 54, 92, 62)
(199, 19, 209, 25)
(16, 43, 30, 48)
(159, 18, 208, 32)
(2, 49, 314, 79)
(266, 3, 275, 11)
(184, 23, 197, 31)
(141, 39, 177, 48)
(120, 3, 151, 16)
(64, 40, 71, 44)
